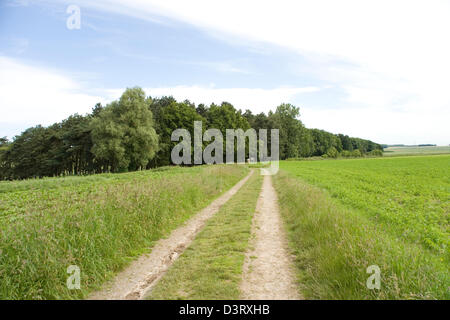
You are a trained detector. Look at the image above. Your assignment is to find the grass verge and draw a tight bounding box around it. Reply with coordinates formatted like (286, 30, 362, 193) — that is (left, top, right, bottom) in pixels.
(273, 170, 449, 299)
(147, 170, 262, 300)
(0, 165, 247, 299)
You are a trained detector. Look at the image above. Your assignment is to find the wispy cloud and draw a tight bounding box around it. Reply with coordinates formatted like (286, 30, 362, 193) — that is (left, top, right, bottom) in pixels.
(143, 85, 319, 114)
(10, 37, 29, 54)
(66, 0, 450, 144)
(0, 55, 318, 138)
(0, 56, 110, 132)
(4, 0, 31, 7)
(186, 61, 253, 75)
(2, 0, 449, 144)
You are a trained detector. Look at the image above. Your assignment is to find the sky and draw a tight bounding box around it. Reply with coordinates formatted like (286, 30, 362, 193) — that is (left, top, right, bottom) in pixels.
(0, 0, 449, 145)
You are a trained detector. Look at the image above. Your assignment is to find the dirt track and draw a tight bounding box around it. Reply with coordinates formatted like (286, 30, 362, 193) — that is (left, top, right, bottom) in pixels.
(88, 170, 253, 300)
(240, 175, 301, 300)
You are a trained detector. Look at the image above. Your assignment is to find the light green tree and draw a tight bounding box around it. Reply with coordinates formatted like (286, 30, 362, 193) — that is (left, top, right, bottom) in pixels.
(91, 87, 158, 172)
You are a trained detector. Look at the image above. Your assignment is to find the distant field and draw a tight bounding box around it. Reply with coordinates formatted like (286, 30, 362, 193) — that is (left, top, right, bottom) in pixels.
(384, 145, 450, 156)
(0, 165, 247, 299)
(275, 155, 449, 299)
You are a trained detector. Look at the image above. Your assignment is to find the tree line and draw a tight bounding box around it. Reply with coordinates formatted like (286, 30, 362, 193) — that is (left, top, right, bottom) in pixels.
(0, 87, 382, 180)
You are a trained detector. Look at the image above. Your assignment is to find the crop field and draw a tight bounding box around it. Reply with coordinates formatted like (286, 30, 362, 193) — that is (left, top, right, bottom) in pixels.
(274, 155, 449, 299)
(0, 165, 248, 299)
(383, 146, 450, 156)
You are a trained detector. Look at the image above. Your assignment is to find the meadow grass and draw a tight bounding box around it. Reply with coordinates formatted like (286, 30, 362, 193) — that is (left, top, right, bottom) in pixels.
(0, 165, 248, 299)
(274, 156, 449, 299)
(147, 170, 262, 300)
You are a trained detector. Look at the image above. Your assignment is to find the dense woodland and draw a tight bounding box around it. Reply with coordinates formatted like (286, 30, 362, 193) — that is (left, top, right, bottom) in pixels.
(0, 87, 382, 180)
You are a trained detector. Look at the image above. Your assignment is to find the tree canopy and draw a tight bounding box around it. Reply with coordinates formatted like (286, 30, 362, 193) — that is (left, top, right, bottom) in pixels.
(0, 87, 382, 180)
(91, 87, 158, 172)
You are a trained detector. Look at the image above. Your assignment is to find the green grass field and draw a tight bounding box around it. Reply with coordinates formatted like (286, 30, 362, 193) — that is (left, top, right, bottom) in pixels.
(0, 165, 248, 299)
(383, 146, 450, 156)
(275, 155, 449, 299)
(1, 154, 448, 300)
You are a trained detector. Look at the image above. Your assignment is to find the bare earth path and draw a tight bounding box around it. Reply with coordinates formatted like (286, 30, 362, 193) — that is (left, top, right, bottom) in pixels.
(240, 174, 301, 300)
(88, 170, 253, 300)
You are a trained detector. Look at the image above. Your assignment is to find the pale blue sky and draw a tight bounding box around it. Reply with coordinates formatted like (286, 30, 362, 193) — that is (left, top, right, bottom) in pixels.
(1, 0, 449, 145)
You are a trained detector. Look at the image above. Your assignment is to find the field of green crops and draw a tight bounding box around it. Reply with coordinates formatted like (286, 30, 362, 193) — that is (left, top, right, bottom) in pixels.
(0, 165, 247, 299)
(275, 155, 449, 299)
(282, 155, 449, 252)
(383, 146, 450, 156)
